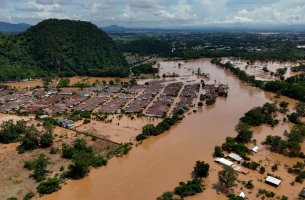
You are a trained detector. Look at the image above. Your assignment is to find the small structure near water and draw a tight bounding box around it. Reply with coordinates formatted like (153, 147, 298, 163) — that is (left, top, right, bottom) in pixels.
(265, 176, 281, 187)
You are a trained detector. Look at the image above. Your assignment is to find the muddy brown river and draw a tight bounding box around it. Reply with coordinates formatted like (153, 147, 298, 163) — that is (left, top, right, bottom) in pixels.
(41, 59, 299, 200)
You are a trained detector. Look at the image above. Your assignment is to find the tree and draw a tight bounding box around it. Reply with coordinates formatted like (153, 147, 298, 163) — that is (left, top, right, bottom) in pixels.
(109, 80, 114, 86)
(198, 102, 204, 108)
(0, 120, 27, 143)
(32, 155, 49, 181)
(296, 102, 305, 117)
(218, 166, 238, 192)
(18, 125, 40, 153)
(213, 146, 224, 157)
(24, 154, 49, 182)
(193, 161, 210, 178)
(235, 122, 253, 143)
(174, 178, 203, 198)
(67, 151, 91, 179)
(56, 78, 70, 88)
(40, 129, 54, 148)
(157, 192, 176, 200)
(115, 77, 121, 84)
(206, 99, 216, 106)
(23, 192, 35, 200)
(129, 78, 137, 86)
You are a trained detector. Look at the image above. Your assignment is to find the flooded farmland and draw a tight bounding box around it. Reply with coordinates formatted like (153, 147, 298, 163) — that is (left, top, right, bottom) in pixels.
(41, 59, 302, 200)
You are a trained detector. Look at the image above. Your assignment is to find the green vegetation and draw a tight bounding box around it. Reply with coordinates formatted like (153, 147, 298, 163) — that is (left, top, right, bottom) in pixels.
(136, 114, 183, 141)
(118, 33, 305, 62)
(56, 78, 70, 88)
(259, 166, 266, 174)
(206, 98, 216, 106)
(288, 161, 305, 183)
(245, 180, 254, 189)
(257, 189, 275, 198)
(23, 192, 35, 200)
(119, 38, 171, 57)
(62, 139, 107, 179)
(18, 125, 40, 153)
(0, 33, 44, 81)
(0, 120, 27, 143)
(193, 161, 210, 178)
(0, 19, 128, 81)
(36, 178, 61, 194)
(212, 59, 305, 102)
(222, 137, 251, 159)
(157, 160, 209, 199)
(218, 166, 238, 192)
(173, 178, 204, 198)
(242, 161, 260, 170)
(157, 192, 178, 200)
(132, 63, 159, 76)
(263, 124, 305, 157)
(291, 64, 305, 72)
(40, 129, 54, 148)
(228, 194, 245, 200)
(240, 103, 278, 127)
(213, 146, 224, 157)
(235, 122, 253, 144)
(24, 154, 49, 182)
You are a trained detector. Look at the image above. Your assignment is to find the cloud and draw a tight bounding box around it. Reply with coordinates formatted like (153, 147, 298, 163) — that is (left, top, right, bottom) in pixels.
(1, 0, 305, 27)
(227, 0, 305, 24)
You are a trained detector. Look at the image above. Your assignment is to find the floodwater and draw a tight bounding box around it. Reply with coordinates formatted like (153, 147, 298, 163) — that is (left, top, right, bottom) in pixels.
(4, 79, 44, 89)
(223, 58, 301, 80)
(3, 77, 130, 89)
(41, 59, 300, 200)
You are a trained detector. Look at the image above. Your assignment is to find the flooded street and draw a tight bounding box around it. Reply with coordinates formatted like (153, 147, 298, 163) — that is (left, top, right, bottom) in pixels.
(41, 59, 299, 200)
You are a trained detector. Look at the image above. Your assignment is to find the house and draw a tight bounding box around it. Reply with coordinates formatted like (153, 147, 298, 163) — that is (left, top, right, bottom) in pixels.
(38, 115, 49, 119)
(58, 119, 74, 128)
(59, 90, 73, 95)
(98, 92, 112, 98)
(265, 176, 281, 187)
(215, 158, 233, 167)
(252, 146, 260, 153)
(78, 91, 93, 97)
(228, 153, 243, 162)
(46, 89, 58, 96)
(239, 192, 246, 198)
(299, 188, 305, 198)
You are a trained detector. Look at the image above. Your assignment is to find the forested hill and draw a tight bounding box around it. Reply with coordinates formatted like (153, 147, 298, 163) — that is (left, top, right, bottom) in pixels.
(0, 19, 128, 81)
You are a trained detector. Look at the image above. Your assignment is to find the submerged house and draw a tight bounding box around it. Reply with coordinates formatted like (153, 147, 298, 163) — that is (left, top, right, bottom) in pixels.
(58, 119, 74, 128)
(214, 158, 233, 167)
(299, 188, 305, 198)
(228, 153, 243, 162)
(265, 176, 281, 187)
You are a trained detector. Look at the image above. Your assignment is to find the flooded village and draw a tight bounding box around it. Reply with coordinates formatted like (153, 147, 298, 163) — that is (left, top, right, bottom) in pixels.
(1, 58, 305, 200)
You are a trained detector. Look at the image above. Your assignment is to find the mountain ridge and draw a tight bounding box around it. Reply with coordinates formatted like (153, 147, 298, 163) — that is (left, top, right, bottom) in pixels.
(0, 19, 128, 81)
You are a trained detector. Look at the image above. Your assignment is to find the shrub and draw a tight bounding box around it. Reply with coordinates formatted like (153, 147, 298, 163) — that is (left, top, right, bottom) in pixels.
(0, 120, 27, 143)
(36, 178, 61, 194)
(206, 99, 216, 106)
(40, 130, 54, 148)
(193, 161, 210, 178)
(259, 167, 266, 174)
(18, 126, 40, 153)
(174, 178, 203, 198)
(242, 161, 260, 170)
(24, 154, 49, 182)
(23, 192, 35, 200)
(157, 192, 176, 200)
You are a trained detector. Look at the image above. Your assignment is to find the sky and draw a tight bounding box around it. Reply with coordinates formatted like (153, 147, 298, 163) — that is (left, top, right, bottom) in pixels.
(1, 0, 305, 27)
